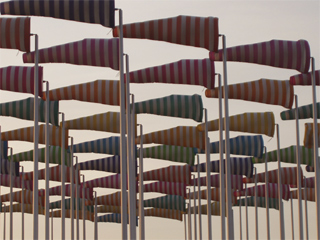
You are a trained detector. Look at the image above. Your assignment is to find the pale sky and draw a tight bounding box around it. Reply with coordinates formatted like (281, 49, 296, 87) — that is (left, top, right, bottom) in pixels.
(0, 0, 320, 239)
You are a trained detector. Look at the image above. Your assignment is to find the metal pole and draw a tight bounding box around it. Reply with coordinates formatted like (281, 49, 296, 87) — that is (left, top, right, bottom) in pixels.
(264, 147, 270, 240)
(294, 94, 303, 239)
(245, 183, 248, 240)
(20, 166, 24, 240)
(74, 156, 79, 240)
(9, 147, 13, 240)
(290, 192, 294, 240)
(188, 189, 192, 240)
(221, 34, 234, 239)
(32, 33, 39, 240)
(60, 112, 66, 240)
(44, 81, 50, 240)
(131, 94, 137, 238)
(69, 136, 74, 240)
(192, 175, 197, 240)
(204, 108, 212, 240)
(116, 8, 128, 240)
(196, 155, 202, 240)
(276, 124, 285, 239)
(81, 174, 86, 240)
(184, 210, 187, 240)
(3, 203, 6, 240)
(138, 124, 145, 240)
(254, 167, 258, 240)
(239, 196, 242, 240)
(311, 57, 320, 240)
(94, 191, 97, 240)
(304, 177, 309, 240)
(51, 209, 53, 240)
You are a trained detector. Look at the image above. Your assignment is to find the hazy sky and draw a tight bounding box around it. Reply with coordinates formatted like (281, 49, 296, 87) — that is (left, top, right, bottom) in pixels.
(0, 0, 320, 239)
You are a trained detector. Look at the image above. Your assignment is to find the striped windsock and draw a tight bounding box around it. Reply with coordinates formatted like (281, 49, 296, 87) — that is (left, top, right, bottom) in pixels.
(1, 140, 8, 159)
(191, 174, 243, 191)
(134, 94, 203, 122)
(291, 188, 315, 202)
(281, 102, 320, 120)
(290, 176, 315, 188)
(234, 183, 290, 201)
(9, 145, 71, 166)
(23, 38, 119, 70)
(92, 192, 123, 207)
(40, 183, 93, 200)
(0, 158, 19, 176)
(143, 181, 187, 199)
(143, 195, 186, 212)
(0, 17, 30, 52)
(187, 202, 223, 216)
(252, 145, 314, 166)
(289, 70, 320, 86)
(84, 174, 133, 190)
(98, 213, 131, 224)
(43, 80, 120, 106)
(141, 165, 191, 185)
(50, 209, 95, 221)
(139, 145, 195, 165)
(243, 167, 303, 186)
(72, 136, 120, 155)
(144, 208, 183, 221)
(97, 205, 124, 214)
(113, 15, 219, 52)
(187, 187, 237, 205)
(2, 203, 45, 215)
(0, 174, 33, 190)
(303, 123, 320, 148)
(209, 39, 310, 73)
(49, 198, 94, 212)
(0, 97, 59, 126)
(205, 79, 294, 109)
(136, 126, 205, 149)
(197, 112, 275, 137)
(235, 196, 279, 210)
(190, 157, 254, 178)
(0, 0, 115, 28)
(0, 189, 45, 206)
(1, 124, 69, 149)
(75, 155, 120, 174)
(126, 58, 215, 89)
(0, 66, 43, 97)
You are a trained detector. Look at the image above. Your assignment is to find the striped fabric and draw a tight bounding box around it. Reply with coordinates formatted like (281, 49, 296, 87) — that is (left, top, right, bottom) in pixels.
(187, 187, 237, 205)
(0, 66, 43, 97)
(243, 167, 303, 185)
(234, 183, 290, 201)
(126, 59, 215, 89)
(39, 183, 93, 200)
(0, 174, 33, 190)
(209, 39, 310, 73)
(9, 146, 71, 166)
(306, 165, 314, 172)
(0, 0, 115, 28)
(1, 124, 69, 149)
(97, 205, 124, 214)
(0, 97, 59, 126)
(291, 188, 315, 202)
(2, 203, 45, 215)
(1, 140, 8, 159)
(144, 208, 183, 221)
(98, 213, 132, 224)
(43, 80, 120, 106)
(143, 195, 186, 212)
(252, 145, 314, 166)
(197, 112, 275, 137)
(205, 79, 294, 109)
(1, 189, 45, 206)
(51, 209, 95, 221)
(93, 192, 124, 206)
(65, 111, 124, 134)
(0, 17, 30, 52)
(139, 145, 195, 165)
(141, 165, 191, 185)
(23, 165, 78, 183)
(0, 158, 19, 176)
(194, 135, 264, 158)
(291, 176, 315, 188)
(190, 157, 254, 178)
(188, 202, 223, 216)
(73, 136, 120, 155)
(136, 126, 205, 149)
(289, 70, 320, 86)
(303, 123, 320, 148)
(50, 198, 94, 212)
(76, 155, 120, 174)
(23, 38, 119, 70)
(84, 174, 134, 190)
(143, 181, 187, 198)
(191, 174, 243, 191)
(234, 196, 279, 210)
(113, 15, 219, 52)
(281, 102, 320, 120)
(135, 94, 203, 122)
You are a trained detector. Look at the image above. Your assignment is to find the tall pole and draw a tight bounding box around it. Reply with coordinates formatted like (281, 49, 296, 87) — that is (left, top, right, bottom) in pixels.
(192, 175, 197, 240)
(264, 147, 270, 240)
(188, 189, 192, 240)
(239, 196, 242, 240)
(81, 174, 86, 240)
(290, 193, 294, 240)
(294, 94, 303, 239)
(196, 155, 202, 240)
(131, 94, 137, 239)
(75, 156, 80, 240)
(3, 203, 6, 240)
(221, 34, 234, 239)
(245, 183, 248, 240)
(311, 57, 320, 239)
(32, 33, 39, 240)
(304, 177, 309, 240)
(138, 124, 145, 240)
(69, 136, 75, 240)
(60, 112, 66, 240)
(276, 124, 285, 239)
(184, 210, 187, 240)
(116, 8, 128, 240)
(51, 209, 53, 240)
(9, 147, 13, 240)
(94, 191, 98, 240)
(20, 166, 25, 240)
(44, 80, 50, 240)
(254, 167, 258, 240)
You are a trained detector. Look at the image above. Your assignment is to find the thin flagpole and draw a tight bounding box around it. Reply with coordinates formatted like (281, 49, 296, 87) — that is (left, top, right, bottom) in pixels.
(20, 165, 24, 240)
(264, 147, 270, 240)
(196, 155, 202, 240)
(138, 124, 145, 240)
(245, 182, 248, 240)
(254, 167, 258, 240)
(94, 191, 97, 240)
(81, 174, 86, 240)
(9, 147, 13, 240)
(131, 94, 137, 238)
(290, 192, 294, 240)
(192, 174, 197, 240)
(310, 57, 320, 240)
(51, 209, 53, 240)
(276, 124, 285, 239)
(304, 177, 309, 240)
(69, 136, 74, 240)
(294, 95, 304, 240)
(75, 156, 80, 240)
(60, 112, 66, 240)
(188, 189, 192, 240)
(221, 34, 234, 240)
(239, 196, 242, 240)
(184, 209, 187, 240)
(3, 203, 6, 240)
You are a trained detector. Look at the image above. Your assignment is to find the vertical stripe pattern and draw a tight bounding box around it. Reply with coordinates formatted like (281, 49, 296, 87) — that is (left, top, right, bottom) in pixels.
(303, 123, 320, 148)
(72, 136, 120, 155)
(188, 202, 223, 216)
(40, 183, 93, 200)
(0, 158, 19, 176)
(76, 155, 121, 173)
(281, 102, 320, 120)
(0, 174, 33, 190)
(93, 192, 123, 206)
(187, 187, 237, 204)
(144, 208, 183, 221)
(235, 196, 280, 210)
(205, 79, 294, 109)
(143, 195, 186, 212)
(84, 174, 128, 190)
(2, 204, 45, 215)
(209, 39, 310, 73)
(1, 189, 45, 206)
(291, 188, 315, 202)
(289, 70, 320, 86)
(191, 174, 243, 191)
(98, 213, 131, 224)
(143, 181, 187, 198)
(23, 38, 119, 70)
